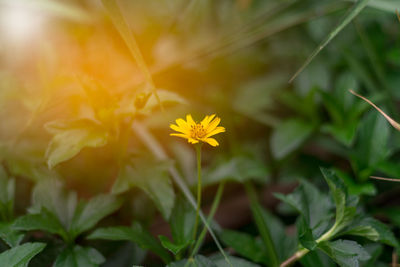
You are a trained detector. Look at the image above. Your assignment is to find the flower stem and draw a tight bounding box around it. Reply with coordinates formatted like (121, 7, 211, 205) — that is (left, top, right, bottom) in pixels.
(192, 143, 203, 243)
(191, 181, 225, 256)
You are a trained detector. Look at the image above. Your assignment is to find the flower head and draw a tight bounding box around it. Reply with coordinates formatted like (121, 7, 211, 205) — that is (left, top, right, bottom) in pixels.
(170, 114, 225, 146)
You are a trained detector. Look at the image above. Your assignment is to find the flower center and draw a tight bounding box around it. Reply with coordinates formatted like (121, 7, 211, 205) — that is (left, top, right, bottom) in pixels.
(190, 123, 206, 139)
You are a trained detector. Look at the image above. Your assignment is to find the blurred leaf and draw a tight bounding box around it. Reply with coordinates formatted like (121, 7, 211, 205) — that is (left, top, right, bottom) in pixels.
(54, 245, 104, 267)
(87, 223, 171, 263)
(204, 156, 269, 186)
(335, 169, 376, 196)
(45, 120, 108, 168)
(142, 90, 186, 114)
(13, 208, 68, 241)
(211, 255, 261, 267)
(169, 195, 195, 247)
(233, 76, 284, 126)
(29, 179, 77, 230)
(352, 111, 390, 179)
(290, 0, 372, 82)
(0, 166, 15, 221)
(69, 194, 122, 239)
(270, 119, 314, 159)
(300, 250, 336, 267)
(113, 158, 175, 220)
(0, 242, 46, 267)
(158, 235, 190, 255)
(219, 229, 268, 265)
(246, 183, 279, 267)
(0, 222, 24, 247)
(318, 240, 370, 267)
(167, 255, 217, 267)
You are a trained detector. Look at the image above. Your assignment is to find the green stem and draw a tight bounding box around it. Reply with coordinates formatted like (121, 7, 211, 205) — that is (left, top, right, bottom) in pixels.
(191, 181, 226, 256)
(280, 222, 339, 267)
(245, 182, 279, 267)
(192, 143, 203, 244)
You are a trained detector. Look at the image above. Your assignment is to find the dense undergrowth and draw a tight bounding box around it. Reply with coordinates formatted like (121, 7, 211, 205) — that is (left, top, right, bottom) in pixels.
(1, 0, 400, 266)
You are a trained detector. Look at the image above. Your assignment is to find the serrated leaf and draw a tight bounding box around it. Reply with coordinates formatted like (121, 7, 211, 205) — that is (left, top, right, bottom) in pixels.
(87, 224, 171, 263)
(54, 245, 104, 267)
(318, 240, 370, 267)
(45, 120, 108, 168)
(69, 194, 122, 239)
(341, 216, 398, 247)
(0, 242, 46, 267)
(270, 119, 314, 159)
(113, 158, 175, 220)
(219, 229, 268, 265)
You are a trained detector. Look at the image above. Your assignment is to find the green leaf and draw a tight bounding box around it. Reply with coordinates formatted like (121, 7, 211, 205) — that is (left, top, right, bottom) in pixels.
(290, 0, 372, 82)
(297, 216, 317, 251)
(29, 179, 77, 229)
(167, 255, 217, 267)
(169, 195, 195, 247)
(0, 222, 24, 247)
(0, 242, 46, 267)
(340, 217, 398, 247)
(45, 120, 108, 168)
(275, 180, 332, 229)
(211, 255, 261, 267)
(353, 111, 390, 178)
(270, 119, 314, 159)
(113, 158, 175, 220)
(219, 229, 268, 265)
(318, 240, 370, 267)
(320, 168, 347, 225)
(54, 245, 104, 267)
(13, 208, 68, 241)
(87, 224, 171, 263)
(246, 183, 279, 267)
(69, 194, 122, 239)
(204, 156, 269, 186)
(158, 235, 190, 255)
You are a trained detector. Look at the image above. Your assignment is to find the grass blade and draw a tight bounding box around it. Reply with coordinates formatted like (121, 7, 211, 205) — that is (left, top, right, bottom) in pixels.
(101, 0, 162, 108)
(289, 0, 372, 83)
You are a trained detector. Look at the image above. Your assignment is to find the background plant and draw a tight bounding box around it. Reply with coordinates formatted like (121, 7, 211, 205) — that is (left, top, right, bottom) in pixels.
(0, 0, 400, 266)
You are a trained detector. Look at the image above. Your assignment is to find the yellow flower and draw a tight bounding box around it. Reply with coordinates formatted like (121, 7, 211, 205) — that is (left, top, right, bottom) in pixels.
(170, 114, 225, 147)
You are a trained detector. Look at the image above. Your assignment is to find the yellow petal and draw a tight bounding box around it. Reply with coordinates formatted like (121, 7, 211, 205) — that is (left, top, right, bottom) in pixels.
(186, 114, 196, 127)
(206, 117, 221, 132)
(201, 114, 216, 128)
(204, 137, 219, 147)
(188, 138, 199, 144)
(205, 126, 225, 138)
(170, 124, 188, 134)
(176, 118, 190, 133)
(170, 133, 189, 139)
